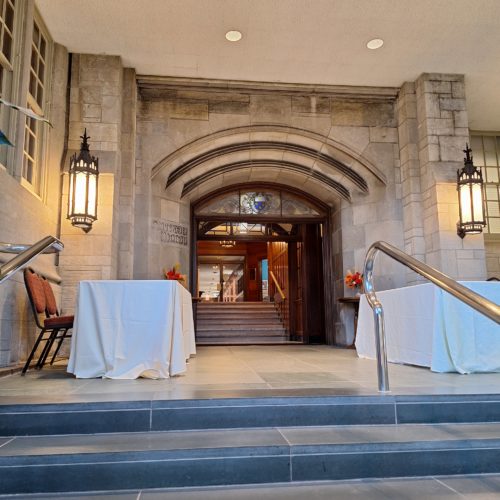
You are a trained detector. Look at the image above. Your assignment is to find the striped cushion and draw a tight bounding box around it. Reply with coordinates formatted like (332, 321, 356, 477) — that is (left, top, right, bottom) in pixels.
(24, 270, 46, 314)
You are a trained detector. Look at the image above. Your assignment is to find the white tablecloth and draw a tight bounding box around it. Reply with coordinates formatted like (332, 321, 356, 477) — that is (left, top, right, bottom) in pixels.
(67, 280, 196, 379)
(355, 282, 500, 373)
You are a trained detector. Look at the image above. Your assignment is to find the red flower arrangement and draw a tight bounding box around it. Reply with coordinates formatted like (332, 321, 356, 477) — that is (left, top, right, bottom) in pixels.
(345, 269, 363, 289)
(164, 263, 184, 281)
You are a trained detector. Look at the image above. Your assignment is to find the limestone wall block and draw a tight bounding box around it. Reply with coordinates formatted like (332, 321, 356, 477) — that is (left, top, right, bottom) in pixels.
(328, 126, 370, 152)
(420, 80, 452, 94)
(398, 119, 418, 148)
(209, 100, 249, 114)
(439, 97, 466, 112)
(455, 255, 487, 279)
(102, 95, 122, 123)
(160, 199, 181, 221)
(208, 112, 251, 132)
(80, 86, 103, 104)
(250, 95, 292, 123)
(291, 96, 331, 115)
(352, 203, 378, 225)
(420, 118, 454, 136)
(369, 127, 398, 143)
(290, 114, 332, 137)
(82, 104, 101, 120)
(331, 101, 395, 127)
(439, 136, 468, 162)
(451, 82, 466, 99)
(170, 100, 209, 120)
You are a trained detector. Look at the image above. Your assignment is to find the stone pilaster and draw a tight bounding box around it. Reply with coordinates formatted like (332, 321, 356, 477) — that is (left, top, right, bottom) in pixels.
(397, 82, 425, 283)
(59, 54, 124, 313)
(415, 73, 486, 279)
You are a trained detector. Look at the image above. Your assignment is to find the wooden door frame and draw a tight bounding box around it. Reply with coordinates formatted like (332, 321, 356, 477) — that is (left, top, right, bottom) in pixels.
(190, 183, 336, 345)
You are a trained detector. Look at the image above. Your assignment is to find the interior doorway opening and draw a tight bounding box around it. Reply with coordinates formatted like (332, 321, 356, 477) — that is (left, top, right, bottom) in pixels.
(192, 184, 333, 345)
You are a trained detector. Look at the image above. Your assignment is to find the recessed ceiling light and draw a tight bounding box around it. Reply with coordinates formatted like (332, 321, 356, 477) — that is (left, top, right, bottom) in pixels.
(367, 38, 384, 50)
(225, 30, 242, 42)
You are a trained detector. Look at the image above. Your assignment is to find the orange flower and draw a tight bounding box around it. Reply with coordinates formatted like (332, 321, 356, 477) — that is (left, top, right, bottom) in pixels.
(344, 270, 363, 289)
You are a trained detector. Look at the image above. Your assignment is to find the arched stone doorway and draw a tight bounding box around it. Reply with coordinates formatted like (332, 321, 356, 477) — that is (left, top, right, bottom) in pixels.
(192, 182, 333, 344)
(147, 116, 399, 346)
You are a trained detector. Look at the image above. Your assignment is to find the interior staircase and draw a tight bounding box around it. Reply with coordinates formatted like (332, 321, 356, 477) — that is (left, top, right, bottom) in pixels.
(196, 301, 289, 344)
(1, 394, 500, 495)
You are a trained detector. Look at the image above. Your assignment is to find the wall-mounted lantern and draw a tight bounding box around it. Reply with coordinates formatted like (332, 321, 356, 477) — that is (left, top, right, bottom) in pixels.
(457, 144, 486, 238)
(67, 129, 99, 233)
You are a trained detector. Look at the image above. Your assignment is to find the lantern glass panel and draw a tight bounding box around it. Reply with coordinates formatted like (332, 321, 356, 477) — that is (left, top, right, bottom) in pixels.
(73, 171, 88, 215)
(472, 182, 484, 222)
(459, 183, 472, 223)
(87, 172, 97, 218)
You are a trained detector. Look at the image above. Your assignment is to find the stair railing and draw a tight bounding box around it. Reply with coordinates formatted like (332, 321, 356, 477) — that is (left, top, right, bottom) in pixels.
(363, 241, 500, 394)
(0, 236, 64, 284)
(269, 270, 289, 330)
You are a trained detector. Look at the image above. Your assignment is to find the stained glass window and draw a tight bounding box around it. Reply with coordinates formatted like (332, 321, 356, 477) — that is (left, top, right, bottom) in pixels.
(195, 188, 324, 218)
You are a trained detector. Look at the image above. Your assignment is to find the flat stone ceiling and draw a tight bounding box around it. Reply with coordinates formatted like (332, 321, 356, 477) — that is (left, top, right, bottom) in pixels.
(36, 0, 500, 131)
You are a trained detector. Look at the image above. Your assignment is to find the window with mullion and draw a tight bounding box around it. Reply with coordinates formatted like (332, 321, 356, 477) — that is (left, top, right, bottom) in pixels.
(22, 16, 49, 192)
(470, 135, 500, 234)
(0, 0, 16, 169)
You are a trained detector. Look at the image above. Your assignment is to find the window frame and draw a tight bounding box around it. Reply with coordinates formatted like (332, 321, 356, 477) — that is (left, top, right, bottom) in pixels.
(20, 8, 53, 198)
(470, 132, 500, 238)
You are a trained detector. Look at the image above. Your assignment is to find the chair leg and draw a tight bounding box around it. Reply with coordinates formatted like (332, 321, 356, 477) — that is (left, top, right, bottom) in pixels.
(36, 329, 59, 370)
(50, 329, 69, 365)
(22, 328, 48, 374)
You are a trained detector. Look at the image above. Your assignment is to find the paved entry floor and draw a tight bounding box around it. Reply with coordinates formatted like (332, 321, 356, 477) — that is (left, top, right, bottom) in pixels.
(2, 345, 500, 404)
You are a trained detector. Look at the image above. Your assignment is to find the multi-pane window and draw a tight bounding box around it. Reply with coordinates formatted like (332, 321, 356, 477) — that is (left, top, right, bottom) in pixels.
(0, 0, 15, 68)
(0, 0, 16, 168)
(470, 135, 500, 234)
(22, 17, 49, 191)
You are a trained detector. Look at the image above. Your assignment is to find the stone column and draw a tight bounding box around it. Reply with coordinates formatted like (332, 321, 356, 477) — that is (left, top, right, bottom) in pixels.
(59, 54, 124, 313)
(415, 73, 486, 279)
(397, 82, 425, 283)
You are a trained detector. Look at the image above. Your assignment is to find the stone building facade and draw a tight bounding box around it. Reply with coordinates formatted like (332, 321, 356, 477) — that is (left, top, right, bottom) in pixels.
(0, 3, 496, 367)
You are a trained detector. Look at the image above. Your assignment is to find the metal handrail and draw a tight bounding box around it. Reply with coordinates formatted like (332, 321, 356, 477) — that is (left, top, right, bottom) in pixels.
(269, 270, 286, 300)
(363, 241, 500, 393)
(0, 236, 64, 284)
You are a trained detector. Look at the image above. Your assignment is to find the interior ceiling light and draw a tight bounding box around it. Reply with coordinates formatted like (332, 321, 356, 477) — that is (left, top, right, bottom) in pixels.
(367, 38, 384, 50)
(225, 30, 242, 42)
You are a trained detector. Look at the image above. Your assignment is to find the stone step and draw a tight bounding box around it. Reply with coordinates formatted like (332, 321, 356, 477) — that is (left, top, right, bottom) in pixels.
(197, 304, 277, 310)
(196, 327, 286, 335)
(197, 312, 279, 319)
(2, 422, 500, 494)
(196, 338, 291, 345)
(196, 313, 280, 323)
(197, 314, 281, 325)
(2, 394, 500, 437)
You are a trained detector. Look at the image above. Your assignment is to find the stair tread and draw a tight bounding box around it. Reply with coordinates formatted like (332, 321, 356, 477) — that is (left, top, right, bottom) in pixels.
(3, 423, 500, 460)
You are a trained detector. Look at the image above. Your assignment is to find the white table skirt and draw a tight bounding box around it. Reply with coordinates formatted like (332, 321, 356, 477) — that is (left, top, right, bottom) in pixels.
(67, 280, 196, 379)
(355, 282, 500, 373)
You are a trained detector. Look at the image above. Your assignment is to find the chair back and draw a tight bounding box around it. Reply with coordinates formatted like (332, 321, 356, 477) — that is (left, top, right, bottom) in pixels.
(41, 277, 60, 316)
(23, 268, 46, 329)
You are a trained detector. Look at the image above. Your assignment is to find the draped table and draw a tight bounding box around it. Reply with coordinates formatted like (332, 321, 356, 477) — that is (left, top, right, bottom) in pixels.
(67, 280, 196, 379)
(355, 282, 500, 373)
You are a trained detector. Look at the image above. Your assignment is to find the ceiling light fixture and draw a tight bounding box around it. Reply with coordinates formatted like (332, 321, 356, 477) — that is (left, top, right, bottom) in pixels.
(225, 30, 242, 42)
(366, 38, 384, 50)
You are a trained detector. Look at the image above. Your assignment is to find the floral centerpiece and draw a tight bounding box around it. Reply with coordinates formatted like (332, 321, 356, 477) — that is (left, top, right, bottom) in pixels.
(344, 269, 363, 290)
(164, 263, 185, 283)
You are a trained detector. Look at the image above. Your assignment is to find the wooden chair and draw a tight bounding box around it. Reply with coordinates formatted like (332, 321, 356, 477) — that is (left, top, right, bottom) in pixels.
(22, 268, 74, 373)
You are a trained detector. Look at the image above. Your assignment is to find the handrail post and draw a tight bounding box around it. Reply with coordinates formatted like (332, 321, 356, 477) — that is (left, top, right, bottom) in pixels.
(362, 240, 500, 393)
(363, 245, 390, 393)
